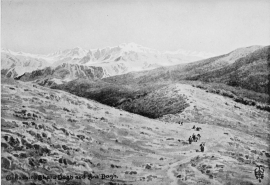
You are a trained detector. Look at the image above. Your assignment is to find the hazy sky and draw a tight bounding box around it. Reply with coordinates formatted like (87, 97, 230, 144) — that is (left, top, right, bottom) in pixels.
(1, 0, 270, 55)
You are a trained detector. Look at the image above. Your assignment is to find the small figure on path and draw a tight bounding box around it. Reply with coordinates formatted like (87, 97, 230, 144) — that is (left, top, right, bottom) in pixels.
(188, 136, 192, 144)
(196, 127, 202, 131)
(200, 145, 204, 152)
(194, 136, 198, 142)
(197, 134, 201, 140)
(192, 133, 196, 141)
(200, 143, 205, 152)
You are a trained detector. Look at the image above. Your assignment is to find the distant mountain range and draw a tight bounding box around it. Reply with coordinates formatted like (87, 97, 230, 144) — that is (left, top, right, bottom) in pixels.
(1, 43, 214, 83)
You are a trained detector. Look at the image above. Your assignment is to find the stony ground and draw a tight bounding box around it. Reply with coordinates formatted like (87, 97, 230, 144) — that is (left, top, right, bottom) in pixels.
(1, 80, 269, 185)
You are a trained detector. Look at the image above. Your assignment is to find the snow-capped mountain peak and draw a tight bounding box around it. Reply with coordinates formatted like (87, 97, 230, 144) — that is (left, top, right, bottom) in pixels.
(48, 47, 88, 58)
(1, 43, 217, 82)
(118, 42, 159, 54)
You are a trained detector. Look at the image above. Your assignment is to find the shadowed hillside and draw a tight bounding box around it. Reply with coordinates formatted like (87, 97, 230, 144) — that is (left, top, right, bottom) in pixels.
(52, 79, 189, 119)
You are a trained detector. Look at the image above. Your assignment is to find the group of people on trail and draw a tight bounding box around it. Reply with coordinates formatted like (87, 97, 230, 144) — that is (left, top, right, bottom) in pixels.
(188, 125, 205, 152)
(188, 133, 201, 144)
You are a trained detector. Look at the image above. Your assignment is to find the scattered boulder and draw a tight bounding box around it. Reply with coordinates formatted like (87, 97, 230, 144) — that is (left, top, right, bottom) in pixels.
(62, 145, 70, 150)
(19, 153, 28, 158)
(1, 142, 10, 149)
(216, 164, 224, 168)
(28, 158, 38, 167)
(237, 157, 245, 163)
(33, 144, 50, 155)
(42, 132, 47, 138)
(2, 157, 11, 169)
(67, 118, 77, 122)
(59, 128, 69, 136)
(265, 153, 270, 158)
(8, 136, 20, 147)
(145, 164, 151, 169)
(39, 158, 48, 164)
(77, 135, 85, 140)
(63, 107, 70, 112)
(129, 171, 137, 175)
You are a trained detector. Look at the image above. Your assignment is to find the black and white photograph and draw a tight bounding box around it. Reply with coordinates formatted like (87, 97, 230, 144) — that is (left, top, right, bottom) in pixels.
(1, 0, 270, 184)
